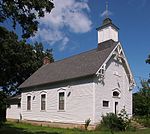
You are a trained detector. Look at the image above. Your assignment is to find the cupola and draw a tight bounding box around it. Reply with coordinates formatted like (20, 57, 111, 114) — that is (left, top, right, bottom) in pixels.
(97, 17, 119, 44)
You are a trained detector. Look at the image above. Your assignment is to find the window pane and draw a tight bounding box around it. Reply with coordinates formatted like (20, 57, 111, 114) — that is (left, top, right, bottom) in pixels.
(59, 92, 64, 110)
(41, 94, 46, 110)
(113, 91, 119, 97)
(27, 96, 31, 110)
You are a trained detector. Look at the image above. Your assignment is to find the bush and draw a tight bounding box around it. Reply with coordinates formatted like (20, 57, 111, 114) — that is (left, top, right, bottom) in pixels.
(100, 113, 125, 133)
(85, 118, 91, 130)
(118, 108, 131, 130)
(98, 109, 131, 134)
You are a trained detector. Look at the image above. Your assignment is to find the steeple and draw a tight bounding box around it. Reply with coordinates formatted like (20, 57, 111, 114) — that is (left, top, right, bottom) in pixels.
(97, 1, 119, 44)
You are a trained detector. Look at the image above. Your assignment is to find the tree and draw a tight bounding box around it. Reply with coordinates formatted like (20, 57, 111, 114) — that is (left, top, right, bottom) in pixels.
(0, 26, 54, 95)
(133, 80, 150, 116)
(0, 0, 54, 38)
(0, 27, 54, 124)
(0, 0, 54, 124)
(133, 54, 150, 116)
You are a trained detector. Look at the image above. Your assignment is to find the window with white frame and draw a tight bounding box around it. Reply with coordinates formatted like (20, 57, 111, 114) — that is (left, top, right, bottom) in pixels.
(27, 96, 31, 110)
(41, 94, 46, 110)
(59, 92, 65, 110)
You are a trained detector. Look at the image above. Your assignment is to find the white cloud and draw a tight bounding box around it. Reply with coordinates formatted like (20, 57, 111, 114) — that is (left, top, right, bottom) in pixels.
(59, 37, 69, 51)
(32, 0, 92, 51)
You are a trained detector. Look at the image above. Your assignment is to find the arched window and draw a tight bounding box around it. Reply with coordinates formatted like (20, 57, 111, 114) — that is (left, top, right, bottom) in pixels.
(113, 91, 120, 97)
(57, 88, 66, 111)
(41, 94, 46, 110)
(40, 91, 47, 111)
(26, 93, 32, 111)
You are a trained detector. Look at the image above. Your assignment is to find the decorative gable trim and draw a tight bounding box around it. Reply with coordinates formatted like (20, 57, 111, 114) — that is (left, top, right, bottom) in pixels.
(96, 42, 135, 89)
(115, 43, 135, 89)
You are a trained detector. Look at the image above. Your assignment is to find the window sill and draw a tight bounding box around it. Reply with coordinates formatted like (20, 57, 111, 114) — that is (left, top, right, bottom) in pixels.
(112, 96, 120, 99)
(40, 110, 46, 112)
(57, 110, 65, 112)
(102, 107, 109, 109)
(26, 110, 32, 112)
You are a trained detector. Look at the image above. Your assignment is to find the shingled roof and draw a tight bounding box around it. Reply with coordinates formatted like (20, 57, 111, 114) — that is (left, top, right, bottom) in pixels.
(19, 40, 118, 89)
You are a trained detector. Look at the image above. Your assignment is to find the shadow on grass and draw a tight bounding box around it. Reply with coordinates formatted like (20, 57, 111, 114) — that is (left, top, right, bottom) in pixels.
(0, 123, 61, 134)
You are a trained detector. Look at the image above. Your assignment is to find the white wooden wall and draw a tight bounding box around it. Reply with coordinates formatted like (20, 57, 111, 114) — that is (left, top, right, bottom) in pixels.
(98, 26, 118, 43)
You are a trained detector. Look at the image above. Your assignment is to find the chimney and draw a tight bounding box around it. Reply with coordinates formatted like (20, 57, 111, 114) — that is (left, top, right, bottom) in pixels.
(43, 56, 50, 65)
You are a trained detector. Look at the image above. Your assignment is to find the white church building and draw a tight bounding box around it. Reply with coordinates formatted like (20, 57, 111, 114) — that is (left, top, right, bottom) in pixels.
(7, 17, 135, 126)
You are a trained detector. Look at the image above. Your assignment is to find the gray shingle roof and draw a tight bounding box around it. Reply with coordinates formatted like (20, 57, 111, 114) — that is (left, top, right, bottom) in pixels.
(19, 40, 118, 89)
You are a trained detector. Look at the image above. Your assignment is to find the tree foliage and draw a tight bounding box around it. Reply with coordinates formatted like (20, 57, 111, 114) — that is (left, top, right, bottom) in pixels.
(133, 80, 150, 116)
(0, 0, 54, 124)
(0, 0, 54, 38)
(0, 26, 54, 95)
(0, 91, 7, 127)
(146, 54, 150, 64)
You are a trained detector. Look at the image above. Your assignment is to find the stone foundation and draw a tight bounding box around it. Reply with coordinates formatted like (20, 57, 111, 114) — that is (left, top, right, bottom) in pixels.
(7, 118, 96, 130)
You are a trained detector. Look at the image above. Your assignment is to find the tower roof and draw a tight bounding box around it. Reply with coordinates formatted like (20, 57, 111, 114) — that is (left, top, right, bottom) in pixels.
(96, 17, 119, 31)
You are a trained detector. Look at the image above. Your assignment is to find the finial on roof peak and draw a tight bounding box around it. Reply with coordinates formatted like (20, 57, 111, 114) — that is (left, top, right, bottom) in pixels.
(105, 0, 109, 19)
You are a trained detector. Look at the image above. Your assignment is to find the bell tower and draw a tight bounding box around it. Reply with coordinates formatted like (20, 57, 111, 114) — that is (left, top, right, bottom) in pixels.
(97, 0, 119, 44)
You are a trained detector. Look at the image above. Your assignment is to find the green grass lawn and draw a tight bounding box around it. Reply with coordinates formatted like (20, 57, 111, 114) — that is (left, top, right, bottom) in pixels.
(0, 121, 150, 134)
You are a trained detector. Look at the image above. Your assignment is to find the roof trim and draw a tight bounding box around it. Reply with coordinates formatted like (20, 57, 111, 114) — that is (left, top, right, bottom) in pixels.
(118, 43, 136, 86)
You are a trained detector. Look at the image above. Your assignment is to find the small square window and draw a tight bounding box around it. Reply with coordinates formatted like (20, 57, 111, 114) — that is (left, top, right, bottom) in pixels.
(103, 101, 109, 107)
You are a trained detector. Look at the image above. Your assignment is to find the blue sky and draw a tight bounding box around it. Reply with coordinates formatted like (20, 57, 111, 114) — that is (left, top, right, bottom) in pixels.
(2, 0, 150, 92)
